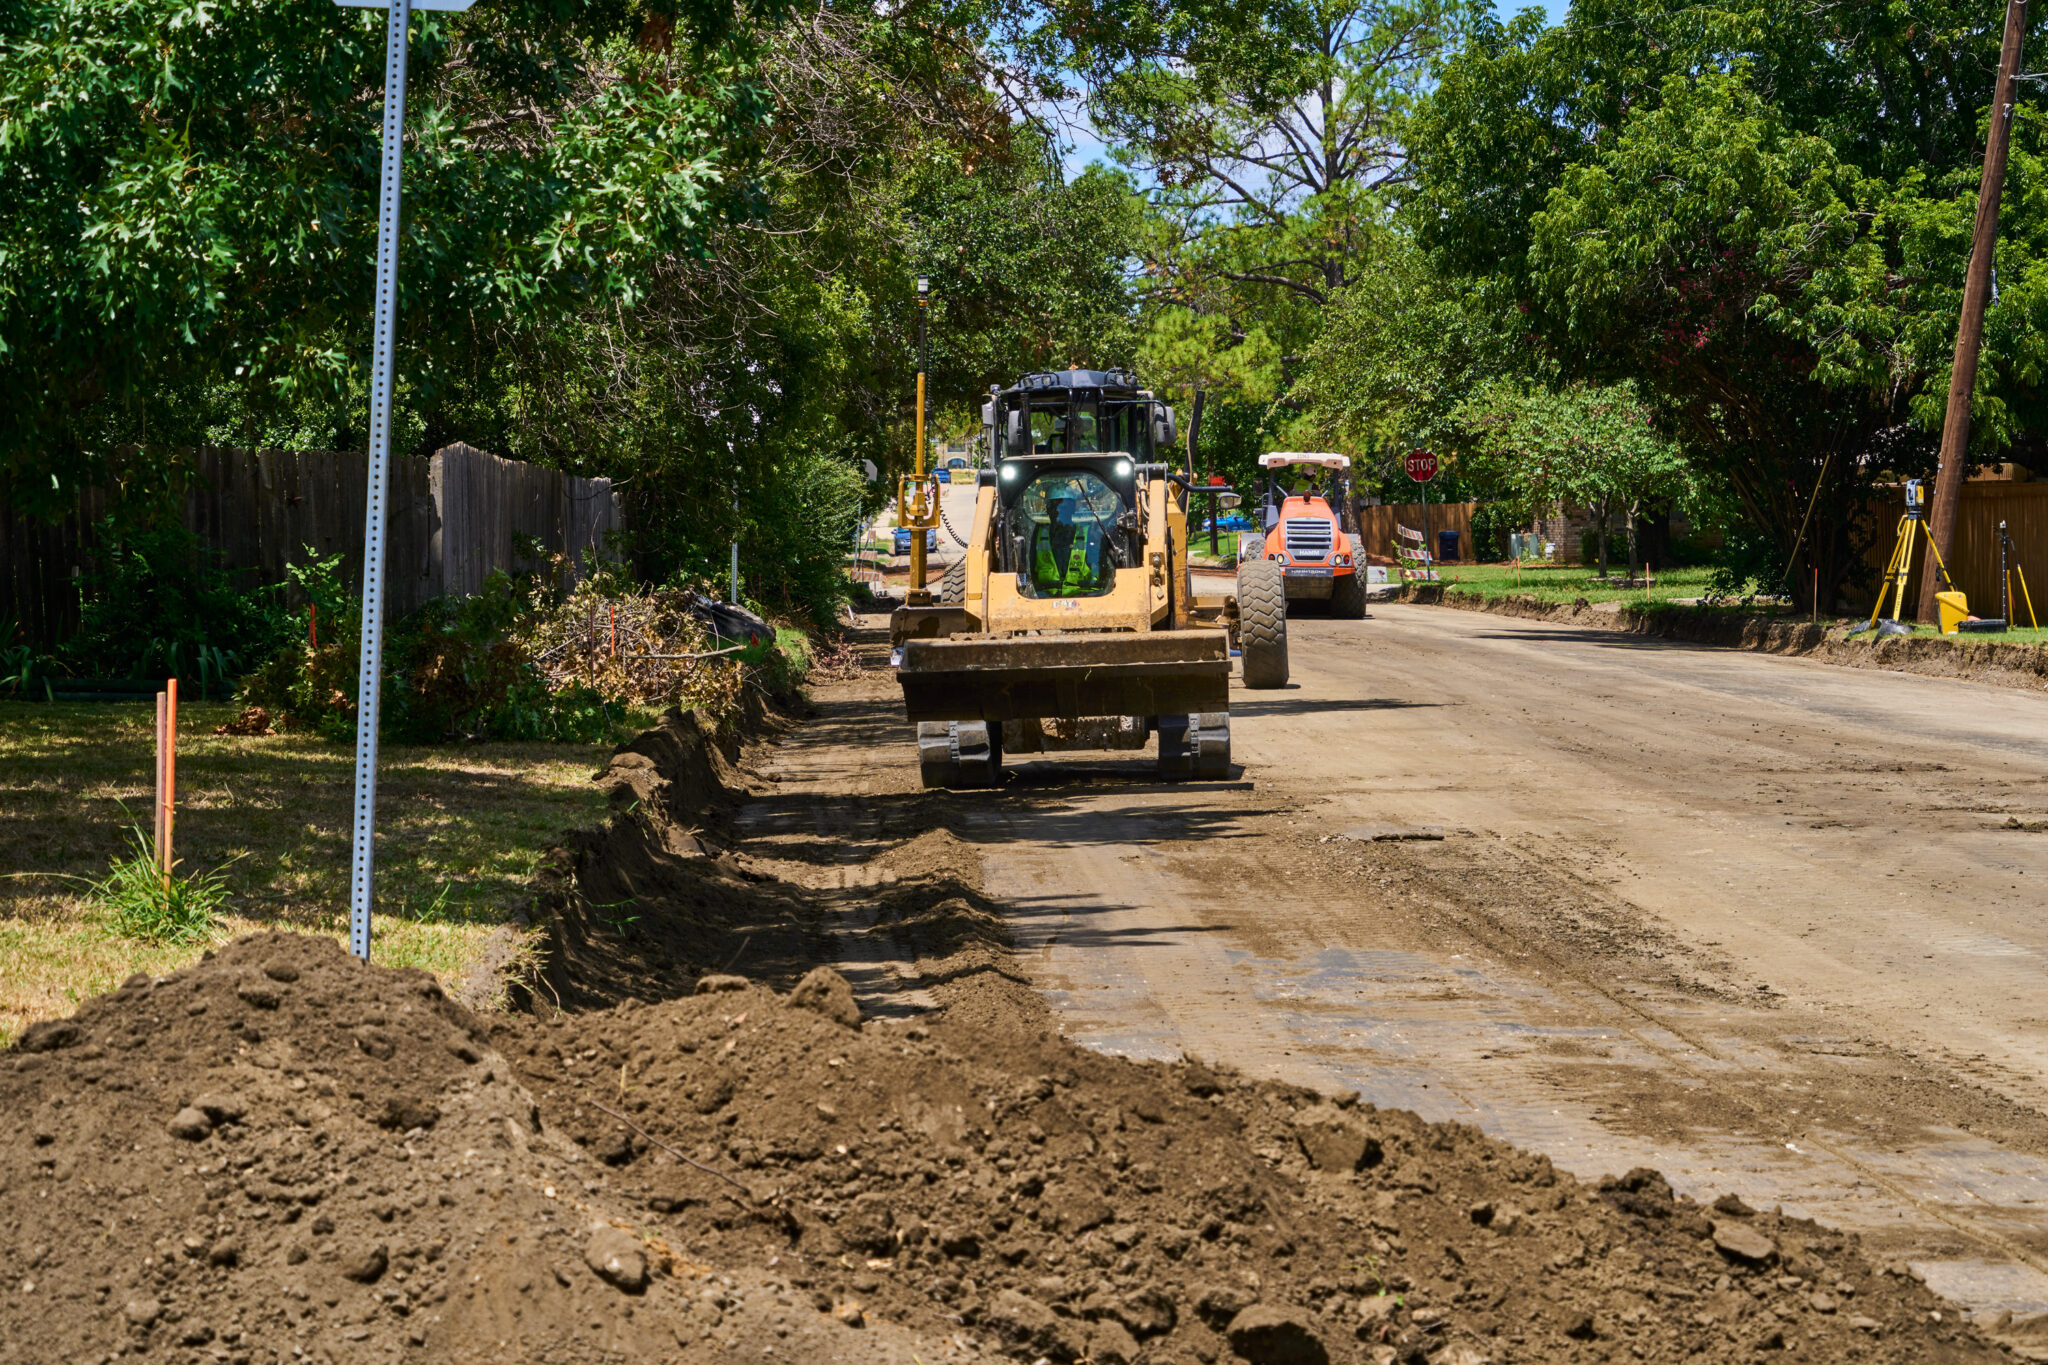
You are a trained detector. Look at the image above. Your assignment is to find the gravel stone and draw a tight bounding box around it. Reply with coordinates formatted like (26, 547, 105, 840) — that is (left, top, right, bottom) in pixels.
(583, 1226, 649, 1293)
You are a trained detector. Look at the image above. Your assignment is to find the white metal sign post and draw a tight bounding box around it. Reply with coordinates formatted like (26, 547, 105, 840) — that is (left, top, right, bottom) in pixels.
(334, 0, 474, 961)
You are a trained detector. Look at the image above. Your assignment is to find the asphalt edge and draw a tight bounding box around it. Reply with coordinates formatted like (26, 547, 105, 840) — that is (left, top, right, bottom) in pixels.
(1402, 582, 2048, 693)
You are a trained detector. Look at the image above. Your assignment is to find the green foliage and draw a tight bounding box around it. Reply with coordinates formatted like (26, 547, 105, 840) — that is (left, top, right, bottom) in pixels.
(90, 825, 231, 946)
(1293, 241, 1523, 457)
(1457, 381, 1686, 516)
(1403, 0, 2048, 608)
(0, 0, 761, 508)
(63, 518, 284, 687)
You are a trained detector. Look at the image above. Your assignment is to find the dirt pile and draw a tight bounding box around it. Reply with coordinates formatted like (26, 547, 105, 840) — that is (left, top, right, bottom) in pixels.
(0, 934, 931, 1365)
(503, 978, 2011, 1365)
(3, 927, 2013, 1364)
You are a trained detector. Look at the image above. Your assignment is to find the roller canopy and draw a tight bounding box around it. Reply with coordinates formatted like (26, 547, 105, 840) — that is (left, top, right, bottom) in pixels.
(1258, 452, 1350, 470)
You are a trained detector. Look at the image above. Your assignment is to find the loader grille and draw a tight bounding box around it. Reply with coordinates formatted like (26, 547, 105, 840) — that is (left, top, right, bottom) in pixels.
(1283, 518, 1334, 561)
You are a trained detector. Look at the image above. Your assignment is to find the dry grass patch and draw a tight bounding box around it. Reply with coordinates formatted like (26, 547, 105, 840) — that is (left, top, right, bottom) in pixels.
(0, 700, 616, 1044)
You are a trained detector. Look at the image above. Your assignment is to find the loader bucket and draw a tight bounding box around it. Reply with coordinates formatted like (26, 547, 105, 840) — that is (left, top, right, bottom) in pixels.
(897, 630, 1229, 724)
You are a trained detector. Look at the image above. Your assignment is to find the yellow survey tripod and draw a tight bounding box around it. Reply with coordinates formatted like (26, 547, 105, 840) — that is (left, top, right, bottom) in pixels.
(1866, 479, 1956, 633)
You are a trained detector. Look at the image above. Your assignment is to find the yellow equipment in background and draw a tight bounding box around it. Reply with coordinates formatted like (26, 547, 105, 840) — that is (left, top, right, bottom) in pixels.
(1936, 591, 1972, 635)
(1869, 479, 1963, 633)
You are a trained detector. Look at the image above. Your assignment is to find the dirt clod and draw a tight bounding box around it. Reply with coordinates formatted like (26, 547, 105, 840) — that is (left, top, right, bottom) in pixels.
(1293, 1101, 1380, 1172)
(694, 972, 751, 994)
(583, 1226, 649, 1293)
(1227, 1303, 1330, 1365)
(785, 964, 861, 1027)
(165, 1105, 211, 1140)
(191, 1091, 244, 1124)
(1713, 1218, 1780, 1263)
(340, 1243, 389, 1283)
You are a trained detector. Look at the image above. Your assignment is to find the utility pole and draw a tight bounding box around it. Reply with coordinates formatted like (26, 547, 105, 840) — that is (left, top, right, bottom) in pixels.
(910, 276, 930, 598)
(333, 0, 474, 961)
(1921, 0, 2028, 623)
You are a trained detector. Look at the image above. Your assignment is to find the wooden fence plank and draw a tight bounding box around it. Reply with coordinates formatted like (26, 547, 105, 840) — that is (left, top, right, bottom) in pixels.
(1354, 501, 1478, 563)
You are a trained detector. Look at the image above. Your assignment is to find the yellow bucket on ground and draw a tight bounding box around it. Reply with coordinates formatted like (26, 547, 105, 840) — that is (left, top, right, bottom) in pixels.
(1936, 590, 1970, 635)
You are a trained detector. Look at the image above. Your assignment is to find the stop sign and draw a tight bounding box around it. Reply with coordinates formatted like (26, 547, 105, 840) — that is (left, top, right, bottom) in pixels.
(1405, 450, 1439, 482)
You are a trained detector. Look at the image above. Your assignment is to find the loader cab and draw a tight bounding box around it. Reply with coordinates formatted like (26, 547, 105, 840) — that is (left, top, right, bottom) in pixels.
(996, 456, 1137, 598)
(981, 369, 1178, 600)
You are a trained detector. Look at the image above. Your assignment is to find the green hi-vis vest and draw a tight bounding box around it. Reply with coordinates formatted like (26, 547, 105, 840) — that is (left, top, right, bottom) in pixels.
(1034, 522, 1105, 596)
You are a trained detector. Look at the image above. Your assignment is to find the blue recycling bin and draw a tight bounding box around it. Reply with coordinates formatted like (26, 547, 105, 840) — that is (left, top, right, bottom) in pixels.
(1437, 530, 1460, 563)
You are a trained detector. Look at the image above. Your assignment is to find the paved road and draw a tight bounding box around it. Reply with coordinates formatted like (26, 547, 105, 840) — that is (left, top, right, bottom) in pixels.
(959, 604, 2048, 1325)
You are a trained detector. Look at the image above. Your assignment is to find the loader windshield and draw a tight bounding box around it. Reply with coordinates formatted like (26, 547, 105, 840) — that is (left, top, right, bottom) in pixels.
(1023, 399, 1153, 457)
(1010, 471, 1119, 598)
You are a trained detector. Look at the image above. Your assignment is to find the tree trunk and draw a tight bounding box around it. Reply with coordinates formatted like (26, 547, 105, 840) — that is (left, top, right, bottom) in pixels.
(1626, 498, 1641, 583)
(1596, 500, 1611, 578)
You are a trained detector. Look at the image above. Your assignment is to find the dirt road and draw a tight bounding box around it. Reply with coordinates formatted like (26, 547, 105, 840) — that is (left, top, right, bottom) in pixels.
(753, 602, 2048, 1329)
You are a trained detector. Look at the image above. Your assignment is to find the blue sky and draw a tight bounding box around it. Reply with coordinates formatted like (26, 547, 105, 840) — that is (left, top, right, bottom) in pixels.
(1060, 0, 1571, 176)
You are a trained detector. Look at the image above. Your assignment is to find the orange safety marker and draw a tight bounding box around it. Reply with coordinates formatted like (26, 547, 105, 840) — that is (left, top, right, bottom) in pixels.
(154, 690, 167, 866)
(160, 678, 178, 890)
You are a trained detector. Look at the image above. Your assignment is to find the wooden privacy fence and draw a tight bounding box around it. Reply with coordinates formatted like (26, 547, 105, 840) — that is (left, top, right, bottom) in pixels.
(1856, 481, 2048, 615)
(1355, 501, 1477, 562)
(1, 443, 622, 648)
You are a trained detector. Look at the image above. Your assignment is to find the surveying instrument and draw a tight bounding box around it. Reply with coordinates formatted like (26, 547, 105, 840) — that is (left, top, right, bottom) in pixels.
(2000, 519, 2039, 630)
(1858, 479, 1969, 636)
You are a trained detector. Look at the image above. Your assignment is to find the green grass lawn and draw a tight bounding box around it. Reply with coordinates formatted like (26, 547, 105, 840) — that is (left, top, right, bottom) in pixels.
(0, 700, 617, 1045)
(1435, 563, 1752, 607)
(1189, 529, 1249, 566)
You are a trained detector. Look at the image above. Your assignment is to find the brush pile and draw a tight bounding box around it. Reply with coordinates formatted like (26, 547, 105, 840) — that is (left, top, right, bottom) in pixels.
(520, 583, 752, 716)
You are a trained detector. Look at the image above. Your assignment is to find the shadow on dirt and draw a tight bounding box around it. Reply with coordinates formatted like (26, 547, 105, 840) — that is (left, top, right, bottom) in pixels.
(1228, 696, 1443, 717)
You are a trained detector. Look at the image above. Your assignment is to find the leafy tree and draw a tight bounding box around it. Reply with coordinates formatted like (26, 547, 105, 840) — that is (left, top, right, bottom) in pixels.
(1457, 380, 1688, 580)
(1078, 0, 1483, 302)
(0, 0, 760, 513)
(1292, 239, 1522, 472)
(1405, 1, 2048, 609)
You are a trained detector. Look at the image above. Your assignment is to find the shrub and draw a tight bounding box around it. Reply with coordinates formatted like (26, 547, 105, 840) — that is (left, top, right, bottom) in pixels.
(65, 518, 284, 690)
(237, 553, 811, 744)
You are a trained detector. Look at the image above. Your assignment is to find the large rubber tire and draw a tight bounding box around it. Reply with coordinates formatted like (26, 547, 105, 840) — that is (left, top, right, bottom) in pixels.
(1330, 568, 1367, 620)
(1236, 559, 1290, 689)
(939, 558, 967, 606)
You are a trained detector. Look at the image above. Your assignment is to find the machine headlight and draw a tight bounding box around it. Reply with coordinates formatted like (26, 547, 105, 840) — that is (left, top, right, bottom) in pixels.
(1115, 458, 1133, 478)
(1271, 552, 1286, 564)
(1000, 463, 1020, 481)
(1334, 553, 1351, 566)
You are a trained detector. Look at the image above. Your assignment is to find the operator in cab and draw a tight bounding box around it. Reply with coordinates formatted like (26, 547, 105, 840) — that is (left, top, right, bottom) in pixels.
(1035, 489, 1108, 596)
